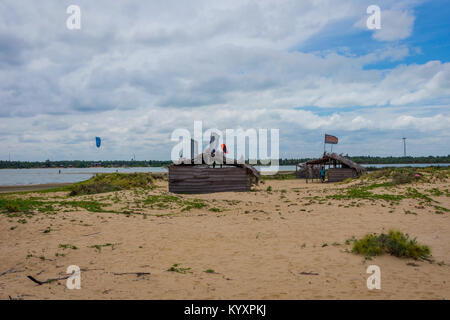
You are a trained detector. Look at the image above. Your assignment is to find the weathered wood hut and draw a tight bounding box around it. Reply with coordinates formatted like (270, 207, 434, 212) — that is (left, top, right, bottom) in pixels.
(296, 162, 321, 179)
(296, 152, 366, 182)
(168, 153, 259, 194)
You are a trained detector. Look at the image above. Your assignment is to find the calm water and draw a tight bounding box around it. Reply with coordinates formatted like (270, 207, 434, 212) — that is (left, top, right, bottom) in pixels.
(0, 164, 448, 186)
(0, 167, 167, 186)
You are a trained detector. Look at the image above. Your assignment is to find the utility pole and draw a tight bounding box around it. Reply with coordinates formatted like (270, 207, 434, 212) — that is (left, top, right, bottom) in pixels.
(402, 137, 407, 157)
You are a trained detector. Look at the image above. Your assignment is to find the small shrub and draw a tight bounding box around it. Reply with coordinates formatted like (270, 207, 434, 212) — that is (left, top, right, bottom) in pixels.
(59, 244, 78, 250)
(167, 264, 192, 274)
(392, 169, 415, 185)
(5, 202, 20, 212)
(352, 230, 431, 259)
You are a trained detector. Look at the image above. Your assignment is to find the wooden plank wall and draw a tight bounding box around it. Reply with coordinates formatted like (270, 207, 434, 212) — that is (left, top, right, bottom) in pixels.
(296, 166, 321, 179)
(327, 168, 358, 182)
(169, 166, 251, 193)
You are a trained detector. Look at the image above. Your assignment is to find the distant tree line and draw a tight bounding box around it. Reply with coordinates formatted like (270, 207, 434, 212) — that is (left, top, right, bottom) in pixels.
(1, 155, 449, 169)
(0, 160, 172, 169)
(344, 155, 450, 165)
(259, 155, 450, 165)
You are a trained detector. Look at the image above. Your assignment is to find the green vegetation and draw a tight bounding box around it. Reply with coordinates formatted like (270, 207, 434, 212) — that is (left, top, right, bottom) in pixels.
(352, 230, 431, 259)
(0, 197, 55, 216)
(327, 183, 403, 202)
(428, 188, 443, 196)
(182, 199, 207, 211)
(60, 200, 109, 212)
(144, 194, 207, 211)
(89, 243, 119, 252)
(167, 264, 192, 274)
(327, 167, 449, 203)
(347, 155, 450, 165)
(69, 173, 155, 196)
(59, 244, 78, 250)
(144, 194, 180, 205)
(367, 167, 449, 183)
(204, 269, 216, 273)
(261, 172, 296, 180)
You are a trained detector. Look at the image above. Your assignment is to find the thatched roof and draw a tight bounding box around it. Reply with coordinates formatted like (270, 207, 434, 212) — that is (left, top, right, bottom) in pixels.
(170, 152, 260, 181)
(303, 152, 366, 174)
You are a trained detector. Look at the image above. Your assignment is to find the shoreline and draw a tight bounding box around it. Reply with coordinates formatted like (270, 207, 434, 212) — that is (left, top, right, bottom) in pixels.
(0, 163, 449, 170)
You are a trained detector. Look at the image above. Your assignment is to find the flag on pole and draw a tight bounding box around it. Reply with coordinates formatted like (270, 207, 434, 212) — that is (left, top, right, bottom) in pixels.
(325, 134, 338, 144)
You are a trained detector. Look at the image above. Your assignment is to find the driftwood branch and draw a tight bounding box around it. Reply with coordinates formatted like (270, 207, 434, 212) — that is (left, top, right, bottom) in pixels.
(300, 271, 319, 276)
(111, 272, 150, 277)
(27, 275, 70, 285)
(0, 268, 24, 277)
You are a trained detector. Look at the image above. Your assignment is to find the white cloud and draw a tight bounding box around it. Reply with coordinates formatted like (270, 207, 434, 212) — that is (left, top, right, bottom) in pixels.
(372, 8, 415, 41)
(0, 0, 448, 160)
(354, 1, 417, 41)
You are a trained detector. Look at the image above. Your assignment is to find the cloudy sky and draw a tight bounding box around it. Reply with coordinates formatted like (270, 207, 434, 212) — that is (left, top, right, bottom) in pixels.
(1, 0, 449, 161)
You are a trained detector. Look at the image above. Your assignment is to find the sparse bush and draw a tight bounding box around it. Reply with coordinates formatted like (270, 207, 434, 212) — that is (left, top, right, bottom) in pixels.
(392, 169, 416, 185)
(5, 202, 20, 212)
(352, 230, 431, 259)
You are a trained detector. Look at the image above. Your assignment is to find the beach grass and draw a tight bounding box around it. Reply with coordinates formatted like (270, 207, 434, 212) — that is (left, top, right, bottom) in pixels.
(69, 172, 155, 196)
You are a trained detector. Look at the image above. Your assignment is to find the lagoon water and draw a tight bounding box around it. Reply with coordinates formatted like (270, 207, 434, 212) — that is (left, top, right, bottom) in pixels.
(0, 167, 167, 186)
(0, 164, 448, 186)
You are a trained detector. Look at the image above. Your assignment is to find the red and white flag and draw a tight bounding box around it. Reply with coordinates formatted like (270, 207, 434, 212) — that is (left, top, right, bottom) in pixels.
(325, 134, 338, 144)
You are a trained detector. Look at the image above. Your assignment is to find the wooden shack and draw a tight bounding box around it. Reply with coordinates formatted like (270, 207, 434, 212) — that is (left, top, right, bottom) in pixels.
(296, 152, 366, 182)
(169, 153, 259, 194)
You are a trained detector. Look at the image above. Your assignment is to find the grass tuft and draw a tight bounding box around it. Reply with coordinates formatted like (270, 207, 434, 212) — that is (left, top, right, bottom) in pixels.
(167, 263, 192, 274)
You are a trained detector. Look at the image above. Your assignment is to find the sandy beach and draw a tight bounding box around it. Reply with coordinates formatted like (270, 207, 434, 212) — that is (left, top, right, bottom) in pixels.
(0, 174, 449, 300)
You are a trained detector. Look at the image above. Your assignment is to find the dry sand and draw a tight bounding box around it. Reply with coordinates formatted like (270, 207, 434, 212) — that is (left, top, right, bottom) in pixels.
(0, 177, 449, 299)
